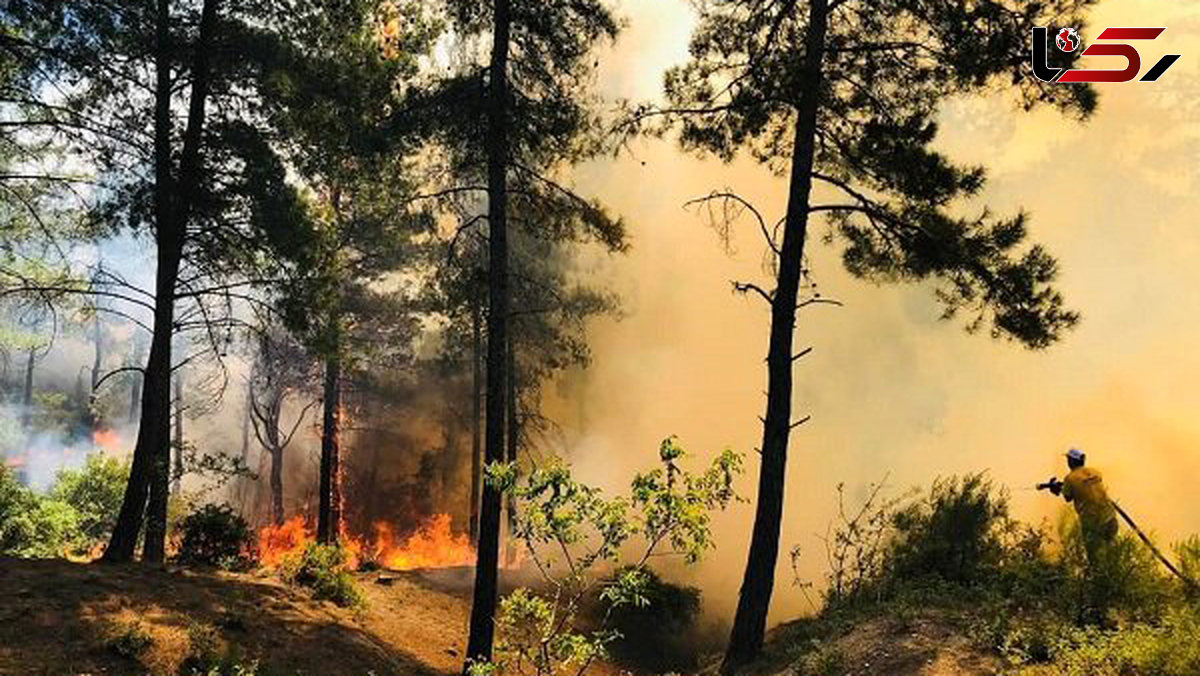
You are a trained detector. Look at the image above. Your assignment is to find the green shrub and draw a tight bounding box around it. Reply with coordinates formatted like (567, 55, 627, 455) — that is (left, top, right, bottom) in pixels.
(996, 616, 1065, 666)
(0, 467, 82, 557)
(1055, 516, 1173, 625)
(280, 542, 363, 608)
(1173, 535, 1200, 593)
(48, 453, 127, 547)
(0, 467, 43, 554)
(1029, 607, 1200, 676)
(889, 473, 1011, 585)
(28, 498, 82, 555)
(598, 567, 703, 672)
(799, 641, 846, 676)
(175, 503, 254, 570)
(470, 438, 741, 676)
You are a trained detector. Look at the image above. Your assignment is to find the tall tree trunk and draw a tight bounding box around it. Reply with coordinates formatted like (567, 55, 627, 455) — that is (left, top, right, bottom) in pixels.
(20, 346, 34, 431)
(89, 310, 102, 432)
(469, 297, 483, 544)
(171, 369, 183, 494)
(241, 383, 251, 462)
(317, 351, 342, 544)
(504, 340, 518, 566)
(127, 340, 143, 425)
(464, 0, 511, 665)
(721, 0, 828, 671)
(270, 443, 285, 527)
(102, 0, 176, 563)
(237, 379, 251, 509)
(106, 0, 219, 565)
(139, 275, 180, 564)
(91, 311, 102, 392)
(144, 0, 219, 565)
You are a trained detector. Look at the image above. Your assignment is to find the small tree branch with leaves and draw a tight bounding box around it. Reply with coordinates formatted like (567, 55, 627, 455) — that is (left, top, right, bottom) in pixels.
(466, 437, 743, 676)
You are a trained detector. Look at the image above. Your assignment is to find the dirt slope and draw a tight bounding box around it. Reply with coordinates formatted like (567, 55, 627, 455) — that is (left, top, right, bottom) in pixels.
(0, 557, 471, 676)
(1, 557, 1001, 676)
(745, 610, 1002, 676)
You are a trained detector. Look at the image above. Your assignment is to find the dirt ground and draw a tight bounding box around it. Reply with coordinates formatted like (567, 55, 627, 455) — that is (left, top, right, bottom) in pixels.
(0, 557, 1000, 676)
(747, 611, 1003, 676)
(0, 557, 475, 676)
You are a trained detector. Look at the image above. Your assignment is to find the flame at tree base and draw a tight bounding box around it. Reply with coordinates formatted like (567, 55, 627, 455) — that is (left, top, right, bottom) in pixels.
(256, 513, 475, 572)
(257, 515, 311, 568)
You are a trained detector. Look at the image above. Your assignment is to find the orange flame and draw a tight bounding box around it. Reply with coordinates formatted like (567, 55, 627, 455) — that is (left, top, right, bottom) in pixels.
(92, 428, 122, 451)
(255, 513, 476, 572)
(256, 515, 311, 568)
(360, 514, 475, 570)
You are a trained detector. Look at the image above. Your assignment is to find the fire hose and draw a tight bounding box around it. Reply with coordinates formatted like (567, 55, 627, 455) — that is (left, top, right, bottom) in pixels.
(1037, 478, 1198, 590)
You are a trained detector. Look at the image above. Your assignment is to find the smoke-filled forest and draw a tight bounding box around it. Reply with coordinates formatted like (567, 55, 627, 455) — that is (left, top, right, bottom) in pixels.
(4, 0, 1200, 675)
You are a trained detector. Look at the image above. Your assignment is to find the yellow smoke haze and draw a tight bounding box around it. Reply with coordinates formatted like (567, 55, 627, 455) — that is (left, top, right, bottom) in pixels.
(537, 0, 1200, 624)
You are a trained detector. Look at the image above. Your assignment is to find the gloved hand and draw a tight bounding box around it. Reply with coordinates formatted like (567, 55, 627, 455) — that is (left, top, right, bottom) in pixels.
(1037, 478, 1063, 495)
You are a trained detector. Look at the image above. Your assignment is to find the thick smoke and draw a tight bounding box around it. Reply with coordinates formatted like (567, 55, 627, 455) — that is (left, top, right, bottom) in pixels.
(8, 0, 1200, 639)
(538, 0, 1200, 625)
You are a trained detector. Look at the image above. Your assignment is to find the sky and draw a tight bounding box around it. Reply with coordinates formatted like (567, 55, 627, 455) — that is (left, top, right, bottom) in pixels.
(541, 0, 1200, 623)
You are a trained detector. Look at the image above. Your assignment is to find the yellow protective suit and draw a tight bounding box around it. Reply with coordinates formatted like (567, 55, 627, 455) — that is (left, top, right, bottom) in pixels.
(1062, 466, 1118, 558)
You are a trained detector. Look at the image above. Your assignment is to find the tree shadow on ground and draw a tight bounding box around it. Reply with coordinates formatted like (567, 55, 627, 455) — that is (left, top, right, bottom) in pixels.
(0, 557, 448, 676)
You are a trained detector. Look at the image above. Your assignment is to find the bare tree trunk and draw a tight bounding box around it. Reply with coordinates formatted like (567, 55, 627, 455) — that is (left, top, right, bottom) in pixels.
(91, 311, 102, 392)
(89, 310, 102, 432)
(721, 0, 828, 671)
(465, 0, 511, 664)
(127, 254, 181, 564)
(317, 352, 342, 544)
(504, 340, 518, 567)
(270, 443, 285, 527)
(469, 297, 483, 544)
(240, 381, 249, 461)
(171, 369, 183, 494)
(127, 341, 143, 426)
(20, 347, 34, 431)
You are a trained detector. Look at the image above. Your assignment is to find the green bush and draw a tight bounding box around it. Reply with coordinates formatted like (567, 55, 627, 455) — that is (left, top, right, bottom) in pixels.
(175, 503, 254, 570)
(49, 453, 128, 547)
(0, 467, 42, 554)
(0, 466, 83, 557)
(800, 642, 846, 676)
(1056, 517, 1173, 625)
(889, 473, 1011, 585)
(280, 542, 363, 608)
(598, 567, 703, 672)
(1028, 606, 1200, 676)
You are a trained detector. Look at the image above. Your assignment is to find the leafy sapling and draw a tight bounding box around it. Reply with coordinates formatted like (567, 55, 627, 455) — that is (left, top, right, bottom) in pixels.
(468, 437, 742, 676)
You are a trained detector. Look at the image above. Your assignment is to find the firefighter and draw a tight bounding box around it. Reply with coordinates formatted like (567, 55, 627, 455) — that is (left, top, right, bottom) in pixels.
(1042, 448, 1118, 562)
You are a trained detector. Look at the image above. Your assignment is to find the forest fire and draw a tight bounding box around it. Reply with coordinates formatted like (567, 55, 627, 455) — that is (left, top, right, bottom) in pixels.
(91, 429, 122, 451)
(257, 515, 311, 568)
(256, 513, 475, 571)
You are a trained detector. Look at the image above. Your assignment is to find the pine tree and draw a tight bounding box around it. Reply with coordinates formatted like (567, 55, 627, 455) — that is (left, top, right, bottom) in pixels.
(418, 0, 627, 665)
(635, 0, 1100, 669)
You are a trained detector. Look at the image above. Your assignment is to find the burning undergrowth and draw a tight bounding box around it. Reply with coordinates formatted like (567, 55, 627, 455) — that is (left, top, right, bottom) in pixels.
(238, 359, 481, 576)
(256, 513, 475, 572)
